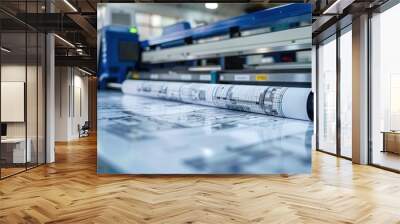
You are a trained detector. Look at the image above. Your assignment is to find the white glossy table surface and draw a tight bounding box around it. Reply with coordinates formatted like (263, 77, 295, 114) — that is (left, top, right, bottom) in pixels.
(97, 90, 313, 174)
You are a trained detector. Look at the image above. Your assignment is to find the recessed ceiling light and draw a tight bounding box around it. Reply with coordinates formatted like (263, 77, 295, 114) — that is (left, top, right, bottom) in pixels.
(205, 3, 218, 10)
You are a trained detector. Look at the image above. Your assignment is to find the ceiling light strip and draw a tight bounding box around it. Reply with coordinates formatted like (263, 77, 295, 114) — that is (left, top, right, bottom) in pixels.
(323, 0, 342, 15)
(54, 34, 75, 48)
(78, 67, 92, 76)
(1, 47, 11, 53)
(63, 0, 78, 12)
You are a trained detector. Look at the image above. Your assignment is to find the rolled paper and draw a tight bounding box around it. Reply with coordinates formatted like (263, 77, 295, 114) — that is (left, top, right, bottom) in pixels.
(122, 80, 313, 121)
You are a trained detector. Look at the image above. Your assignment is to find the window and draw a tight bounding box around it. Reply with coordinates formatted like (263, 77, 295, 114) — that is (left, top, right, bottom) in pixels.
(317, 35, 337, 154)
(370, 3, 400, 171)
(339, 27, 352, 158)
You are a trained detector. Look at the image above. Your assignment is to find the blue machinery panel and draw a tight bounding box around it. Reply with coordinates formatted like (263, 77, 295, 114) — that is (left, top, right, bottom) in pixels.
(98, 4, 312, 88)
(142, 4, 311, 48)
(98, 26, 139, 89)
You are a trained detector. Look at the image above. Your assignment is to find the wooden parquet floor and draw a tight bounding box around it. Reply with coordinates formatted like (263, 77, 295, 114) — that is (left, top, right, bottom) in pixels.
(1, 135, 400, 224)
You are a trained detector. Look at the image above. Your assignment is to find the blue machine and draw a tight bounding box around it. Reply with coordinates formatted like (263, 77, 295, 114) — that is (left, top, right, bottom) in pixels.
(142, 4, 311, 48)
(98, 26, 140, 89)
(98, 4, 312, 89)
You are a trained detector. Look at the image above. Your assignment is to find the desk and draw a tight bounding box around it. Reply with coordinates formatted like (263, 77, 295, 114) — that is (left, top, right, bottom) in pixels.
(382, 131, 400, 154)
(1, 138, 31, 163)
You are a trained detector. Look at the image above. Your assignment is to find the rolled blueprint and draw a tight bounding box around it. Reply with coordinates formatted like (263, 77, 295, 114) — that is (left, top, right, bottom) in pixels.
(122, 80, 313, 121)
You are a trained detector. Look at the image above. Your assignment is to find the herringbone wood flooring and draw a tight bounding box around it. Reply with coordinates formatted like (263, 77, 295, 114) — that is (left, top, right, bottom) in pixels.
(1, 135, 400, 224)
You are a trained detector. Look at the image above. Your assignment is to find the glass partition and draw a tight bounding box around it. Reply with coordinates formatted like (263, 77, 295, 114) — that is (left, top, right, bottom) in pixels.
(38, 32, 46, 165)
(1, 30, 28, 177)
(0, 1, 46, 179)
(27, 31, 38, 169)
(37, 0, 47, 165)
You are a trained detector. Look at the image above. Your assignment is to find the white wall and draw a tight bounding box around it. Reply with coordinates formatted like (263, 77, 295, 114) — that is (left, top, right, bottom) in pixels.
(1, 65, 42, 137)
(55, 67, 89, 141)
(71, 73, 89, 138)
(1, 65, 26, 139)
(1, 82, 25, 122)
(55, 67, 69, 141)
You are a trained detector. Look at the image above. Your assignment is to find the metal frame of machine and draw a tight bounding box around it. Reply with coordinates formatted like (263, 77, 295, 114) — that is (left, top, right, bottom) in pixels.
(142, 4, 311, 48)
(142, 26, 311, 63)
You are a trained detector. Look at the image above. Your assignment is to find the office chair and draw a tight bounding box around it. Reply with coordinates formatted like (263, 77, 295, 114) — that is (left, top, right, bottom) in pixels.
(79, 121, 90, 138)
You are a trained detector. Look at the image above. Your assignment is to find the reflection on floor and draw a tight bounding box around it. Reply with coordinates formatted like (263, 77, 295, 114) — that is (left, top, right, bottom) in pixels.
(98, 90, 313, 174)
(373, 150, 400, 171)
(0, 167, 25, 178)
(0, 162, 43, 178)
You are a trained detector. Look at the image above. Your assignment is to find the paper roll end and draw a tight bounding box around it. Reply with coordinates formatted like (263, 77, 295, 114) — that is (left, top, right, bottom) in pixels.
(307, 92, 314, 121)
